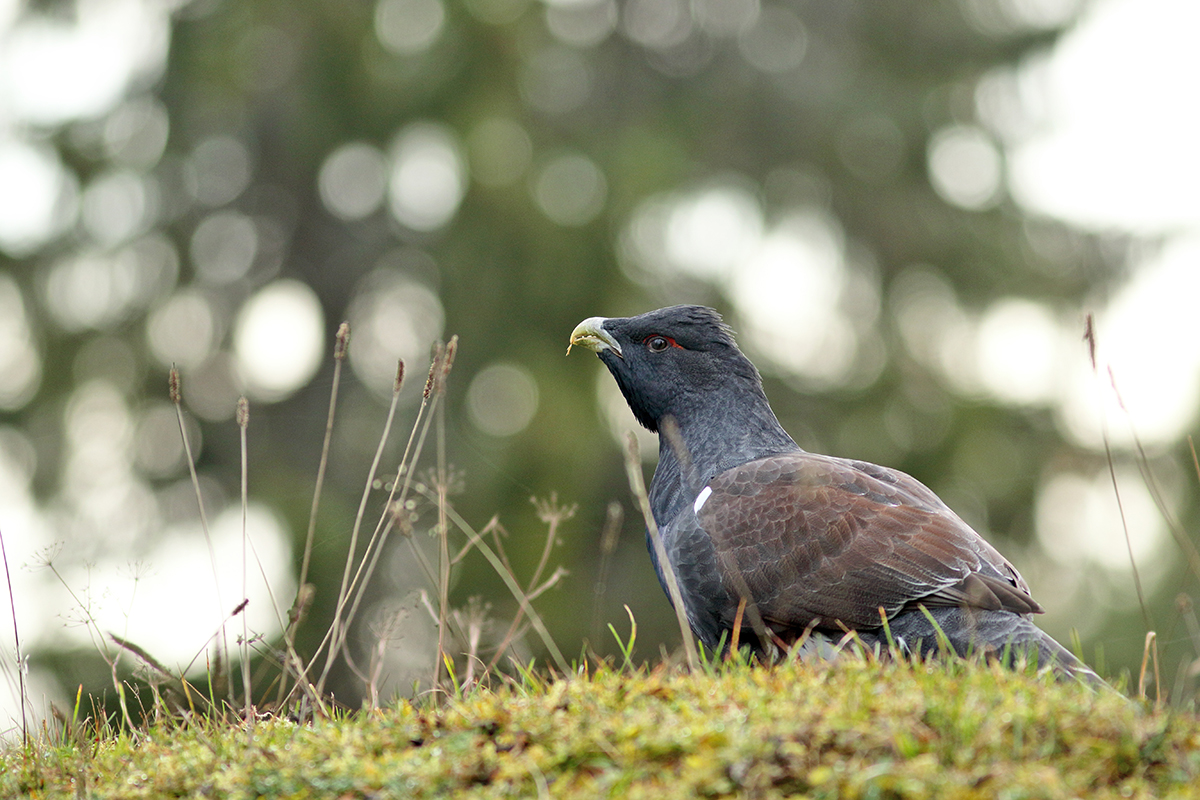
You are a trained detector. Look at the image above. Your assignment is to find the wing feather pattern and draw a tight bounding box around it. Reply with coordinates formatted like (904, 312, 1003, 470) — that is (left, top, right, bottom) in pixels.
(693, 452, 1041, 633)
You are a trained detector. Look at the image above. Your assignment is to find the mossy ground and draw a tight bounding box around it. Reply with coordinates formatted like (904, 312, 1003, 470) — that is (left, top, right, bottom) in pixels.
(4, 656, 1198, 799)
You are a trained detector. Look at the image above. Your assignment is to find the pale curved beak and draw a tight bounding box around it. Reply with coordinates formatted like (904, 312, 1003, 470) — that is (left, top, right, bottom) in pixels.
(567, 316, 623, 358)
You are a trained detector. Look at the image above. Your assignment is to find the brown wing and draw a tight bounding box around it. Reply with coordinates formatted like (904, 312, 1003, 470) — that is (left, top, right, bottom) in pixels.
(695, 451, 1040, 631)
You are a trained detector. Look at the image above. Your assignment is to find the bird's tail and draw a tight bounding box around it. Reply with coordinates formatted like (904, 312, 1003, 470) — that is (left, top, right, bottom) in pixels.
(863, 606, 1105, 686)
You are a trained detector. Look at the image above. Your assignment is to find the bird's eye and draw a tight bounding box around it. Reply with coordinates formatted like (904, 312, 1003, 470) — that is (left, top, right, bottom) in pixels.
(646, 335, 671, 353)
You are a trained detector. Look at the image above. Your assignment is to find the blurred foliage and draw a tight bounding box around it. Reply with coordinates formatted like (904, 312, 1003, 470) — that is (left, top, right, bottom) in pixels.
(2, 0, 1197, 704)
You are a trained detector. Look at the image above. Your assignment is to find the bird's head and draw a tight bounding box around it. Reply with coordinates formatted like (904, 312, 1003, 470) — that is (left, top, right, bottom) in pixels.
(568, 305, 762, 433)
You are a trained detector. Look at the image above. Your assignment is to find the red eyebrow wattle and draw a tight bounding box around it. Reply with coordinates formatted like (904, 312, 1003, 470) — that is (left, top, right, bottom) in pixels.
(644, 335, 682, 348)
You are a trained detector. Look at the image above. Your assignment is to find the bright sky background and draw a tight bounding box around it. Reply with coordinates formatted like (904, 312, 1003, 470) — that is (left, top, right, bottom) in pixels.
(1011, 0, 1200, 453)
(1008, 0, 1200, 234)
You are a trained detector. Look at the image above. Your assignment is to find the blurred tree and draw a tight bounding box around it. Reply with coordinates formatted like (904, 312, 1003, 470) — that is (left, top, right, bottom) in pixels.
(0, 0, 1194, 706)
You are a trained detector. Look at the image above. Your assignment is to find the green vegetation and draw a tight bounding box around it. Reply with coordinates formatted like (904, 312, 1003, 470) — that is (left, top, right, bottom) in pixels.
(5, 656, 1197, 799)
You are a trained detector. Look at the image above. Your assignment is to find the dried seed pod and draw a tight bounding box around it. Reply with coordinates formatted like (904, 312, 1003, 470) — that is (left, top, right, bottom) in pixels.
(335, 321, 351, 360)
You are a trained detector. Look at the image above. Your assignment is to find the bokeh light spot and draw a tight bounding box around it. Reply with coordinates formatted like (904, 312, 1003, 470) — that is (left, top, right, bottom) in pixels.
(927, 125, 1002, 210)
(1007, 0, 1200, 233)
(234, 280, 325, 402)
(467, 362, 540, 437)
(184, 352, 244, 422)
(375, 0, 446, 54)
(388, 122, 467, 231)
(664, 184, 763, 280)
(186, 136, 253, 207)
(81, 169, 154, 246)
(146, 289, 218, 370)
(533, 152, 606, 226)
(191, 211, 258, 284)
(544, 0, 618, 47)
(43, 252, 141, 331)
(693, 0, 760, 37)
(520, 46, 593, 114)
(1036, 468, 1168, 573)
(54, 503, 293, 667)
(319, 142, 388, 220)
(621, 179, 882, 389)
(0, 138, 78, 257)
(57, 379, 160, 558)
(1056, 233, 1200, 449)
(0, 275, 42, 411)
(64, 380, 134, 462)
(738, 5, 807, 72)
(621, 0, 692, 49)
(975, 298, 1063, 406)
(133, 401, 197, 479)
(1, 0, 170, 126)
(731, 212, 857, 384)
(103, 96, 170, 169)
(348, 269, 445, 398)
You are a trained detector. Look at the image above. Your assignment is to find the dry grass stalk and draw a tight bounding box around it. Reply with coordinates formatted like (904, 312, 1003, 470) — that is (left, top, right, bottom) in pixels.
(486, 497, 575, 672)
(316, 344, 408, 697)
(622, 431, 698, 671)
(170, 366, 231, 700)
(237, 396, 252, 724)
(1139, 630, 1161, 707)
(0, 525, 28, 744)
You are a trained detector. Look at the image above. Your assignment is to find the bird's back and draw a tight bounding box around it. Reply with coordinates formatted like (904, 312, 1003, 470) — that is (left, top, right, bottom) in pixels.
(662, 451, 1041, 645)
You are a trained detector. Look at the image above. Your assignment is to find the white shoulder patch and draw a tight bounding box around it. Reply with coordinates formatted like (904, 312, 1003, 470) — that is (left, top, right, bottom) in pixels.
(692, 485, 713, 515)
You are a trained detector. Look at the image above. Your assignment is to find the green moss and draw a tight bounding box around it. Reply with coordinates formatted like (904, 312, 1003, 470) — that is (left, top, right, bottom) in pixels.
(4, 657, 1197, 799)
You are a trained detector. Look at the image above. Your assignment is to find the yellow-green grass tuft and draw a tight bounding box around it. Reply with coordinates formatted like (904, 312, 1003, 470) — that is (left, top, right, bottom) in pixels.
(5, 655, 1197, 799)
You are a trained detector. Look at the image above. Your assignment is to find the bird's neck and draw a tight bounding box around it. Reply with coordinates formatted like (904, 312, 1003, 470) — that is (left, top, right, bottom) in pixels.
(647, 388, 797, 526)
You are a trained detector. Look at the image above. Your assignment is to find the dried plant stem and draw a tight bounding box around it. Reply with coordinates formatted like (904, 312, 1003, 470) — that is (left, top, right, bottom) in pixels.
(1102, 437, 1152, 630)
(433, 339, 459, 693)
(1139, 630, 1161, 706)
(298, 349, 450, 701)
(434, 500, 570, 674)
(622, 432, 698, 671)
(0, 525, 27, 744)
(529, 498, 573, 593)
(1122, 411, 1200, 585)
(435, 395, 450, 691)
(339, 362, 429, 635)
(238, 397, 252, 723)
(487, 499, 575, 672)
(42, 560, 135, 730)
(290, 365, 439, 704)
(170, 367, 231, 702)
(275, 325, 348, 707)
(1083, 318, 1153, 633)
(339, 401, 440, 659)
(730, 597, 747, 656)
(317, 357, 442, 688)
(315, 364, 405, 697)
(298, 323, 350, 595)
(590, 502, 623, 645)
